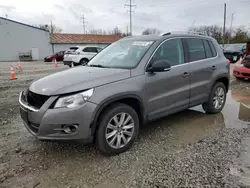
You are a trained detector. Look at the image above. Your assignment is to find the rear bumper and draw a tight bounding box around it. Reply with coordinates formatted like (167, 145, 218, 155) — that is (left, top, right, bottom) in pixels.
(233, 66, 250, 78)
(19, 92, 97, 143)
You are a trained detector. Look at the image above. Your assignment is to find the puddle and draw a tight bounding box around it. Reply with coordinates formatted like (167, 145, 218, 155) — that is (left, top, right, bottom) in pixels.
(191, 90, 250, 129)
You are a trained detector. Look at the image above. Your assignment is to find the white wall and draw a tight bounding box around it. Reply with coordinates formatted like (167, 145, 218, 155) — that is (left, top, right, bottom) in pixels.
(0, 18, 52, 61)
(53, 43, 109, 53)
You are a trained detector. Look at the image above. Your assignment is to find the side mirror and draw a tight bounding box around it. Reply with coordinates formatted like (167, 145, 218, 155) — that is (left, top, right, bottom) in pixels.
(147, 60, 171, 73)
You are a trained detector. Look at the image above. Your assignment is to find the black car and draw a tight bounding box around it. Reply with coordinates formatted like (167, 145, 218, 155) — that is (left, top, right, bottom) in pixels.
(223, 43, 246, 63)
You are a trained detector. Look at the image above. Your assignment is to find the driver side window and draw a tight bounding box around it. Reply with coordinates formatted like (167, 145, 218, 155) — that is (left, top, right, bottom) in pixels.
(151, 39, 184, 66)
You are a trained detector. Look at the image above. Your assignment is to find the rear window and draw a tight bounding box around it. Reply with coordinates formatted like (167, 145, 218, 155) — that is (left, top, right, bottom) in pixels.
(203, 40, 213, 58)
(186, 38, 206, 62)
(65, 47, 79, 54)
(208, 41, 217, 57)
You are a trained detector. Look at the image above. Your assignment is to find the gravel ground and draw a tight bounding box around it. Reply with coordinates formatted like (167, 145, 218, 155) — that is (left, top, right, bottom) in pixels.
(0, 61, 250, 188)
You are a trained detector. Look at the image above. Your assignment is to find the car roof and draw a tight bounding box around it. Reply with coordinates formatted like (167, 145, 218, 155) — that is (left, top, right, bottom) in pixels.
(121, 33, 214, 42)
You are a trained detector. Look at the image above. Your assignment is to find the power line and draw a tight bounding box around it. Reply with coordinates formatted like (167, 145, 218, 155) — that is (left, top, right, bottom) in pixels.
(125, 0, 136, 36)
(80, 15, 87, 34)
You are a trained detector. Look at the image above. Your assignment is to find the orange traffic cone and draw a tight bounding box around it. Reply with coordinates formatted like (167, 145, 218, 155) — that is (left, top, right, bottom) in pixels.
(10, 65, 17, 80)
(18, 62, 23, 71)
(54, 58, 58, 68)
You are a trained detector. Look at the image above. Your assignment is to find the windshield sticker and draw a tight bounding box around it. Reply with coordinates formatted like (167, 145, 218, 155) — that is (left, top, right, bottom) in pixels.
(132, 41, 153, 46)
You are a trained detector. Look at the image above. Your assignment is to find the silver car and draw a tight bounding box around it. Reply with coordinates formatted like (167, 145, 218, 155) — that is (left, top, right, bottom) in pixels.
(19, 32, 229, 155)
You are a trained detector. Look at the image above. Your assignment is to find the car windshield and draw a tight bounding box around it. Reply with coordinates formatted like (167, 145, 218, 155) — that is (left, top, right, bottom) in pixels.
(87, 40, 154, 69)
(224, 44, 244, 51)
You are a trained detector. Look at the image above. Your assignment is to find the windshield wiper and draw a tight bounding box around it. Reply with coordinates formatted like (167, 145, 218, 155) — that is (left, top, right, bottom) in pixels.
(88, 64, 106, 68)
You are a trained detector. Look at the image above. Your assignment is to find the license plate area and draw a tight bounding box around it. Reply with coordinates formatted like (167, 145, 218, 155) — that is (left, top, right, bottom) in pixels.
(20, 107, 28, 123)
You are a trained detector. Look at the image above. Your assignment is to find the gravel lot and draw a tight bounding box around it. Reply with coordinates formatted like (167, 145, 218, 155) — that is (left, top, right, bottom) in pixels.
(0, 61, 250, 188)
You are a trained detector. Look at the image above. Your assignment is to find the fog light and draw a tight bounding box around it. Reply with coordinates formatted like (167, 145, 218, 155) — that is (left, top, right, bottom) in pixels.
(63, 124, 79, 134)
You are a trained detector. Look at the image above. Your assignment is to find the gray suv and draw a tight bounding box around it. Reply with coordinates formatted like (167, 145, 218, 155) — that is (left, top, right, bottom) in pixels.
(19, 32, 230, 155)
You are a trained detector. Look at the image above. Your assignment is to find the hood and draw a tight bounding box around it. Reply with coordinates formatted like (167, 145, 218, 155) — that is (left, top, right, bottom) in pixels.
(45, 54, 54, 58)
(29, 66, 131, 95)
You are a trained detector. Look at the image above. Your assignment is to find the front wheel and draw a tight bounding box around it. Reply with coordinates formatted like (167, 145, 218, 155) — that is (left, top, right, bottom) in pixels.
(202, 82, 227, 114)
(95, 103, 139, 155)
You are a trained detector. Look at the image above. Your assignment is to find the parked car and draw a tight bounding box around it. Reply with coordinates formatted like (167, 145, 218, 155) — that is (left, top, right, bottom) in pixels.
(233, 55, 250, 80)
(223, 43, 246, 63)
(19, 32, 229, 155)
(63, 46, 103, 67)
(44, 51, 65, 62)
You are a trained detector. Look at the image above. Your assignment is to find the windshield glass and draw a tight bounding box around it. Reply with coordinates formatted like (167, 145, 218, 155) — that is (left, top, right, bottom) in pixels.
(88, 40, 154, 69)
(225, 44, 244, 51)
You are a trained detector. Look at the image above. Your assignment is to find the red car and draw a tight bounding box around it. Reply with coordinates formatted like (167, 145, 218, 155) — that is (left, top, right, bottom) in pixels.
(44, 51, 65, 62)
(233, 56, 250, 80)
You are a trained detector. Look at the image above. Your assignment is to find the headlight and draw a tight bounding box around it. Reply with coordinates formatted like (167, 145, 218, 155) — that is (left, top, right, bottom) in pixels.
(235, 63, 243, 67)
(54, 89, 94, 108)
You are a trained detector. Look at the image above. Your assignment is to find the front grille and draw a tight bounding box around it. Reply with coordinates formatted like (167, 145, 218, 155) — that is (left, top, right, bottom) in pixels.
(242, 73, 250, 77)
(27, 90, 49, 109)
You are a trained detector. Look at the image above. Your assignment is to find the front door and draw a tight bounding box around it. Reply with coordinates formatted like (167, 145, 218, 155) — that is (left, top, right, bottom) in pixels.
(146, 38, 190, 120)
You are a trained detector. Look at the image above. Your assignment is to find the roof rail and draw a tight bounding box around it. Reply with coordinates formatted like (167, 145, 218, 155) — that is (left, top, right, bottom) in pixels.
(159, 31, 206, 36)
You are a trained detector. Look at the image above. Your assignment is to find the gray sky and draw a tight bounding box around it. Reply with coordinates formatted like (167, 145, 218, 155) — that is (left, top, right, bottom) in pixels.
(0, 0, 249, 35)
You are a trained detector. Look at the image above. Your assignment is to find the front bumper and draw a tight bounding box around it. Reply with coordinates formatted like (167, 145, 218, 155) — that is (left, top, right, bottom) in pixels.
(44, 57, 52, 62)
(19, 92, 97, 142)
(233, 66, 250, 79)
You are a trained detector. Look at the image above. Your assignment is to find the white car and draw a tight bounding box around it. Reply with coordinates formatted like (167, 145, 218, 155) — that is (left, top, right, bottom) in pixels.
(63, 46, 102, 67)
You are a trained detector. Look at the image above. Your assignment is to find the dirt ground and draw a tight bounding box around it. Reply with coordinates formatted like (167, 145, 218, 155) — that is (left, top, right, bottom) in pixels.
(0, 61, 250, 188)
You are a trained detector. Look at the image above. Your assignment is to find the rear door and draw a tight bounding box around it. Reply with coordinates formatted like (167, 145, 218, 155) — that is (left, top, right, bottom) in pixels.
(146, 38, 190, 120)
(82, 47, 98, 59)
(184, 38, 216, 107)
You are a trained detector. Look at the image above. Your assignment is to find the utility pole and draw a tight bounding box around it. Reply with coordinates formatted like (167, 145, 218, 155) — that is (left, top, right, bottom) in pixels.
(222, 3, 227, 46)
(50, 20, 53, 34)
(228, 13, 234, 44)
(125, 0, 136, 36)
(80, 15, 87, 34)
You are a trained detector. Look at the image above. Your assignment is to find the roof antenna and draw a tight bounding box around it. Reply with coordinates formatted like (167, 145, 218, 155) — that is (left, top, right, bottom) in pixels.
(5, 14, 8, 18)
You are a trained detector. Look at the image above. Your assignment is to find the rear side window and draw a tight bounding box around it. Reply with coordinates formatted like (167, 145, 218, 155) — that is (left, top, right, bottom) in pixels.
(208, 41, 217, 57)
(83, 47, 98, 53)
(203, 40, 213, 58)
(186, 38, 206, 62)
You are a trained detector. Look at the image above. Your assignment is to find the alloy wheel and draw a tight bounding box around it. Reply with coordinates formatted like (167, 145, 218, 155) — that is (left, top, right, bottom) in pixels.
(105, 113, 135, 149)
(213, 87, 225, 109)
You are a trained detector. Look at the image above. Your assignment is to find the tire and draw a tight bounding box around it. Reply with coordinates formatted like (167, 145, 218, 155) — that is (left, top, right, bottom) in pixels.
(80, 58, 89, 66)
(95, 103, 139, 155)
(202, 82, 227, 114)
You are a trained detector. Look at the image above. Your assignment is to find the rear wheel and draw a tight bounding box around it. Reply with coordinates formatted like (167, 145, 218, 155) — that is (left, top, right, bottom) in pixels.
(95, 103, 139, 155)
(80, 58, 89, 66)
(202, 82, 227, 114)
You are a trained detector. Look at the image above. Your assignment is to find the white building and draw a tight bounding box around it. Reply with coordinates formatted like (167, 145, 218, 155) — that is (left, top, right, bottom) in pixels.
(0, 17, 52, 61)
(0, 17, 122, 61)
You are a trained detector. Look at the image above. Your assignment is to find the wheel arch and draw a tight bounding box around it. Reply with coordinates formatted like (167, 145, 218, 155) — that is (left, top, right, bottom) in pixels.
(213, 76, 229, 92)
(90, 94, 145, 137)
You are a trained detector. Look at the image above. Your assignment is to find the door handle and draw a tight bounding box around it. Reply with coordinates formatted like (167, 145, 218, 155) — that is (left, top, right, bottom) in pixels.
(182, 72, 189, 77)
(212, 65, 216, 70)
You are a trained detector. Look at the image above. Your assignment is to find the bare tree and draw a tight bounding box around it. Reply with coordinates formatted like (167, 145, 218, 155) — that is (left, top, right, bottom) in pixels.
(189, 25, 249, 44)
(38, 24, 63, 33)
(142, 28, 161, 35)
